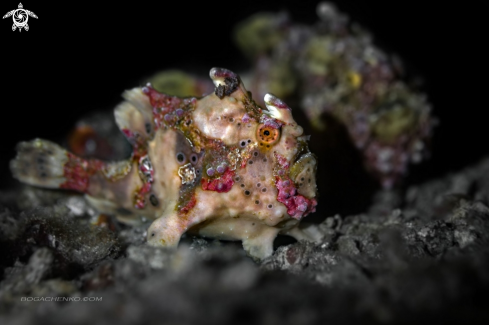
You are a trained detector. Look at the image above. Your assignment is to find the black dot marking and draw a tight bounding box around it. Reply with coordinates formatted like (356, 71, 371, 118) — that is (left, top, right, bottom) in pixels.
(264, 130, 270, 136)
(150, 194, 159, 206)
(301, 177, 305, 181)
(262, 188, 267, 192)
(229, 117, 234, 122)
(255, 200, 260, 204)
(235, 176, 240, 181)
(253, 151, 258, 157)
(299, 183, 303, 187)
(248, 160, 253, 165)
(176, 153, 185, 163)
(263, 158, 267, 162)
(308, 179, 311, 183)
(196, 169, 201, 175)
(237, 123, 241, 127)
(240, 141, 247, 147)
(259, 143, 263, 146)
(241, 184, 245, 188)
(151, 233, 155, 237)
(247, 139, 251, 143)
(252, 223, 255, 226)
(256, 183, 261, 187)
(266, 145, 270, 148)
(186, 120, 192, 126)
(267, 204, 273, 209)
(244, 190, 250, 196)
(191, 154, 198, 163)
(145, 123, 152, 134)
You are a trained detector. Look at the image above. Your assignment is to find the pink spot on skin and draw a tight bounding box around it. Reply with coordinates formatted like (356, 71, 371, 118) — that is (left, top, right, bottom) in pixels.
(143, 85, 185, 130)
(59, 153, 104, 193)
(242, 113, 251, 123)
(121, 129, 147, 160)
(134, 155, 154, 209)
(274, 152, 290, 169)
(211, 68, 238, 79)
(269, 96, 290, 110)
(145, 86, 182, 109)
(275, 176, 317, 219)
(273, 152, 316, 219)
(261, 115, 283, 129)
(121, 128, 134, 141)
(201, 167, 235, 193)
(134, 182, 152, 209)
(179, 195, 197, 216)
(138, 157, 154, 183)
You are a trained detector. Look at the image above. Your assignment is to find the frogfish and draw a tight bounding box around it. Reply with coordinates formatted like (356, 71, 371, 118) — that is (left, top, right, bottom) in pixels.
(10, 68, 319, 260)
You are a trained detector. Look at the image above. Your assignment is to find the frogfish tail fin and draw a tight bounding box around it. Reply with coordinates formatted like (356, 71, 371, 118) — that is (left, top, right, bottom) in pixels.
(10, 139, 102, 193)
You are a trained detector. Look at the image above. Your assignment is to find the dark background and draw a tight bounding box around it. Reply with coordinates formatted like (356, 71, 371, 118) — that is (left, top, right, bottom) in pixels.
(1, 0, 488, 189)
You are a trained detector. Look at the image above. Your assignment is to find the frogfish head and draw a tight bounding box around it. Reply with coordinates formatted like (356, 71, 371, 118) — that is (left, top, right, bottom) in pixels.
(196, 67, 318, 220)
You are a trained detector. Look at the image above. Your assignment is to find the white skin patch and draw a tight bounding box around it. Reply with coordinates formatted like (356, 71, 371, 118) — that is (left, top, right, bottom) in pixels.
(178, 163, 196, 185)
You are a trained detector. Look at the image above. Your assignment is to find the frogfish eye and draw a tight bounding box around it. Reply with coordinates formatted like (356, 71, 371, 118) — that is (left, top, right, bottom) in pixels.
(256, 124, 280, 147)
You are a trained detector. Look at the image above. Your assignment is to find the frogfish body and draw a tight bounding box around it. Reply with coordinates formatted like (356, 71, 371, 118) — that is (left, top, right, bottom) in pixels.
(10, 68, 319, 260)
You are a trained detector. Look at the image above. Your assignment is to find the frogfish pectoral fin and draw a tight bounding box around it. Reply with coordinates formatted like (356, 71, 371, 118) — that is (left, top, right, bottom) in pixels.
(146, 212, 198, 247)
(242, 227, 280, 261)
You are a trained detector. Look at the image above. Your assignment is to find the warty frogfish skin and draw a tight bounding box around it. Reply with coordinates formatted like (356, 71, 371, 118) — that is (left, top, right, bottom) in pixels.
(10, 67, 321, 260)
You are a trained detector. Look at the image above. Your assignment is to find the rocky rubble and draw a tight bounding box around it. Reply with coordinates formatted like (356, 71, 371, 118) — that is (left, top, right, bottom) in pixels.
(1, 158, 489, 324)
